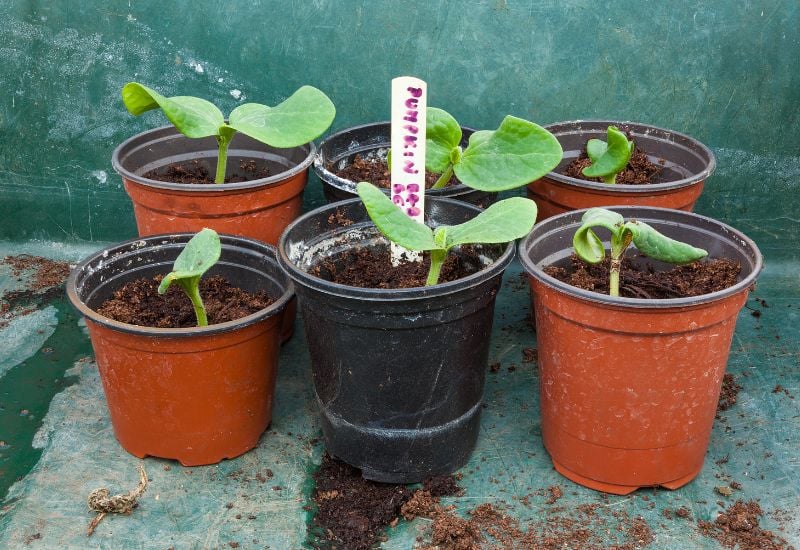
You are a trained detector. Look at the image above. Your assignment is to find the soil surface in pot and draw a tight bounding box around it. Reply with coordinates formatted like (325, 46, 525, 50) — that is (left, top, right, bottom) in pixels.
(96, 275, 274, 327)
(308, 454, 462, 550)
(143, 159, 270, 184)
(333, 154, 460, 189)
(544, 255, 741, 299)
(563, 145, 665, 185)
(310, 246, 487, 289)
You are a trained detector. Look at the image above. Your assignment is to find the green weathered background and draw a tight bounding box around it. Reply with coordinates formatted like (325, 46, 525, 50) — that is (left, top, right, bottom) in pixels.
(0, 0, 798, 260)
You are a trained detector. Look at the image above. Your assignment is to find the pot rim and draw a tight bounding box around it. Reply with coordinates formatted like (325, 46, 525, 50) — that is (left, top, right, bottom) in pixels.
(519, 205, 763, 309)
(312, 120, 478, 197)
(67, 232, 294, 337)
(278, 197, 515, 301)
(540, 119, 716, 193)
(111, 124, 316, 192)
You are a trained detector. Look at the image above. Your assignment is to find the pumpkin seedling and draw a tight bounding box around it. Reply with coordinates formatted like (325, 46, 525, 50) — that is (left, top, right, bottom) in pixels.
(424, 107, 562, 191)
(357, 182, 537, 286)
(572, 208, 707, 297)
(158, 228, 221, 327)
(122, 82, 336, 183)
(581, 126, 634, 184)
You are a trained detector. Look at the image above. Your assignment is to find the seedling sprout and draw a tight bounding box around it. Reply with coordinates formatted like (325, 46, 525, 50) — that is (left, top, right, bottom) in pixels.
(572, 208, 707, 297)
(357, 182, 537, 286)
(424, 108, 562, 191)
(581, 126, 634, 184)
(122, 82, 335, 183)
(158, 228, 221, 326)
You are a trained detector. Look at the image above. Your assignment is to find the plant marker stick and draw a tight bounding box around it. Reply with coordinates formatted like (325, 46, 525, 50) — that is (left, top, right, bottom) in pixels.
(390, 76, 427, 264)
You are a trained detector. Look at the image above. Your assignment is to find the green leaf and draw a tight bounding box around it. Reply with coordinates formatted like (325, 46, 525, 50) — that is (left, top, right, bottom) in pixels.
(626, 221, 708, 264)
(229, 85, 335, 148)
(121, 82, 225, 139)
(356, 182, 438, 251)
(582, 126, 634, 180)
(425, 108, 462, 173)
(467, 130, 494, 148)
(446, 197, 538, 248)
(572, 208, 624, 264)
(585, 139, 608, 162)
(158, 228, 222, 294)
(456, 115, 563, 192)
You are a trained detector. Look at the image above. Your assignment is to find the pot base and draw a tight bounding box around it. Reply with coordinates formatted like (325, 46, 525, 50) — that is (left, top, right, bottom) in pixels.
(551, 458, 702, 496)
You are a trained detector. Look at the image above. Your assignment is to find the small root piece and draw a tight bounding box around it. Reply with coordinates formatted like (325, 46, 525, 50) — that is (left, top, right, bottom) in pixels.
(86, 463, 148, 536)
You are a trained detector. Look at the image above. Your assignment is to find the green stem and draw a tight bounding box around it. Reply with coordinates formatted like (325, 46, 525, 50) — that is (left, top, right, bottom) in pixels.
(609, 257, 621, 297)
(425, 249, 447, 286)
(602, 173, 617, 184)
(214, 135, 230, 184)
(431, 164, 454, 189)
(186, 282, 208, 326)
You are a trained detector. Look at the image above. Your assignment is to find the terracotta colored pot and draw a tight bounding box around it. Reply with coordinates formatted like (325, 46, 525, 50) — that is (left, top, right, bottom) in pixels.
(527, 120, 716, 221)
(519, 207, 762, 494)
(112, 125, 308, 341)
(67, 233, 294, 466)
(313, 121, 497, 208)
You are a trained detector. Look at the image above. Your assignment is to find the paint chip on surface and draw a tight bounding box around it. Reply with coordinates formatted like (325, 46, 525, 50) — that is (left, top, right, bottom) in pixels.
(188, 60, 204, 74)
(230, 89, 242, 100)
(91, 170, 107, 185)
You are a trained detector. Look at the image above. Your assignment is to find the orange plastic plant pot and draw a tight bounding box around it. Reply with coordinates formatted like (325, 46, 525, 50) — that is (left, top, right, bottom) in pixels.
(526, 120, 715, 221)
(85, 316, 281, 466)
(113, 125, 310, 341)
(67, 233, 294, 466)
(519, 207, 762, 495)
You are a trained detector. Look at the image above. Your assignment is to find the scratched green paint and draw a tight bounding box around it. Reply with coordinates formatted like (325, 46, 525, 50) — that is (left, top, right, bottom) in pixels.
(0, 1, 798, 255)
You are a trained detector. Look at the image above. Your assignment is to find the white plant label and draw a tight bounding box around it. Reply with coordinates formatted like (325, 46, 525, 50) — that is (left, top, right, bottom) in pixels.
(390, 76, 427, 264)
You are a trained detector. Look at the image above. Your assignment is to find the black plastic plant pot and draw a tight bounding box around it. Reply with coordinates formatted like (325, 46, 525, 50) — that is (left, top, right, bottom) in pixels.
(527, 120, 716, 221)
(278, 198, 515, 482)
(313, 121, 497, 208)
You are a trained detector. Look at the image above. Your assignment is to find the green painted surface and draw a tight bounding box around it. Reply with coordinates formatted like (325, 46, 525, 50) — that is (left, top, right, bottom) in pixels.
(0, 1, 798, 248)
(0, 246, 797, 547)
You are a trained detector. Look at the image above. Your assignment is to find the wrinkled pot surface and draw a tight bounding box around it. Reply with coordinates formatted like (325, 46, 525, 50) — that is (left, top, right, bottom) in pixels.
(520, 206, 761, 494)
(67, 233, 294, 466)
(313, 121, 497, 208)
(527, 120, 716, 220)
(278, 197, 513, 482)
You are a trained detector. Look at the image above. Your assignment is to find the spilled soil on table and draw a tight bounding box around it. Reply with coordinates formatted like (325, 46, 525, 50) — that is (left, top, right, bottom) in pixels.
(1, 255, 72, 327)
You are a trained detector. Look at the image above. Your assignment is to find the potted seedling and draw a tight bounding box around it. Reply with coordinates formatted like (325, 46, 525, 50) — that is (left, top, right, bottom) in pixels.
(67, 228, 294, 466)
(519, 206, 762, 495)
(526, 120, 716, 220)
(113, 82, 336, 245)
(277, 182, 538, 482)
(314, 107, 562, 207)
